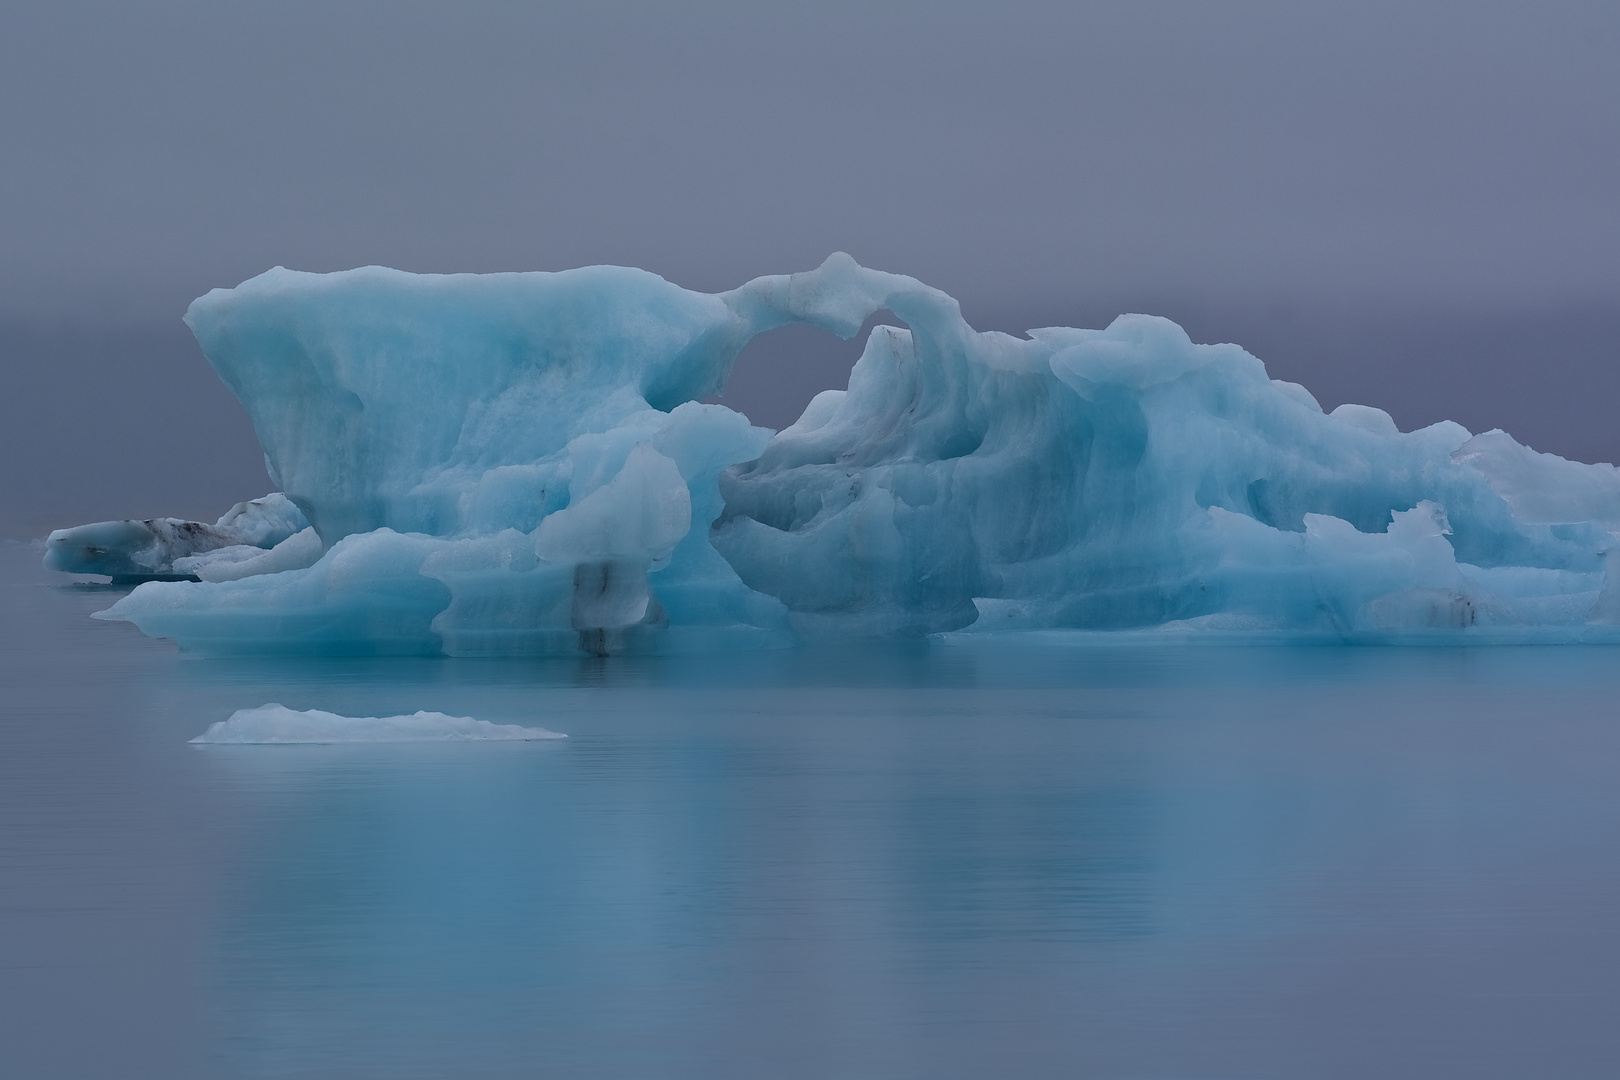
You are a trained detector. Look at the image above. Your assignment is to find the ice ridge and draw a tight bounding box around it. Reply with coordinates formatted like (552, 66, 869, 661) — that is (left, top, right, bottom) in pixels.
(58, 253, 1620, 651)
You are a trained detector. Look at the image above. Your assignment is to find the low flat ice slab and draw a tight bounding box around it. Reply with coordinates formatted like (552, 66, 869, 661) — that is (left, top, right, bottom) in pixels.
(191, 704, 567, 744)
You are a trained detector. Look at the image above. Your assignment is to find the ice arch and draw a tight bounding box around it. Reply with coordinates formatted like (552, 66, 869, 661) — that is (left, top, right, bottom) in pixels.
(710, 310, 906, 432)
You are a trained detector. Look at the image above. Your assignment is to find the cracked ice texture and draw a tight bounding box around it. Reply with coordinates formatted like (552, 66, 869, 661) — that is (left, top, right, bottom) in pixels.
(86, 254, 1620, 653)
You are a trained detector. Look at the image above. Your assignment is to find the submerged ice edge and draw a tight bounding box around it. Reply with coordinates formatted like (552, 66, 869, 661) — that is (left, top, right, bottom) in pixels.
(190, 704, 567, 744)
(51, 253, 1620, 654)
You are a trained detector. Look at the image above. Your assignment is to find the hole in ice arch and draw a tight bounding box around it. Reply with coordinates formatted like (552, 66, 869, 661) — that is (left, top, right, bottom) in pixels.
(705, 310, 907, 431)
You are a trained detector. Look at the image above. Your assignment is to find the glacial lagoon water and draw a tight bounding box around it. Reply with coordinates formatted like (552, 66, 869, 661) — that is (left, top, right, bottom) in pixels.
(5, 541, 1620, 1079)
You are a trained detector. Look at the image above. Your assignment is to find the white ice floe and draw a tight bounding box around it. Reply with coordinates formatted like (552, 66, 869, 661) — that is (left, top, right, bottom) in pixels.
(190, 703, 567, 744)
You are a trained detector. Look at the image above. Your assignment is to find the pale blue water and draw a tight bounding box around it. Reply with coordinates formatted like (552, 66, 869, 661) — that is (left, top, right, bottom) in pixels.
(4, 542, 1620, 1079)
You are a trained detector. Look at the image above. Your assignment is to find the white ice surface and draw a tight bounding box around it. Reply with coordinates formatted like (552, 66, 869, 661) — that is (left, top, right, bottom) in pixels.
(190, 704, 566, 744)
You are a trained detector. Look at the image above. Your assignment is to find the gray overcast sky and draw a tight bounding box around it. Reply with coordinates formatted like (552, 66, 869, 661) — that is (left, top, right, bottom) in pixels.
(2, 1, 1618, 535)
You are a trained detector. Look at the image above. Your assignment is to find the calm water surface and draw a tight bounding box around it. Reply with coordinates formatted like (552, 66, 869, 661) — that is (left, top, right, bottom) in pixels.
(3, 542, 1619, 1079)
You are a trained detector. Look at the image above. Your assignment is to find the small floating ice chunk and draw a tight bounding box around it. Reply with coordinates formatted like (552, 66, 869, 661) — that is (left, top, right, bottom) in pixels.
(190, 703, 566, 744)
(45, 493, 311, 582)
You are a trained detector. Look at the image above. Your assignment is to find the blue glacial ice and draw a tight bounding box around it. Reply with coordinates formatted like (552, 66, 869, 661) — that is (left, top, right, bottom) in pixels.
(45, 493, 311, 582)
(190, 704, 565, 744)
(70, 253, 1620, 653)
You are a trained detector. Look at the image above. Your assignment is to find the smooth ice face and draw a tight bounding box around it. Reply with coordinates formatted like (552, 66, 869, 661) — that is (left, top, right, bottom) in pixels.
(79, 254, 1620, 653)
(183, 264, 751, 543)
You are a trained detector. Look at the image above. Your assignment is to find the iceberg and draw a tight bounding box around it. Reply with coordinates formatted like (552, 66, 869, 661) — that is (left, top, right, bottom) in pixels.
(55, 253, 1620, 652)
(191, 704, 566, 744)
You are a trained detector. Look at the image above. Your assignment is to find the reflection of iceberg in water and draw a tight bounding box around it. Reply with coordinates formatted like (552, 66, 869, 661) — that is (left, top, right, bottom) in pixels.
(189, 643, 1620, 1079)
(51, 254, 1620, 653)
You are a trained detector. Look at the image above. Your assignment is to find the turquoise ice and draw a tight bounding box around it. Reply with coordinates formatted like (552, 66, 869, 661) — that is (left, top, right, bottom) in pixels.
(71, 254, 1620, 653)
